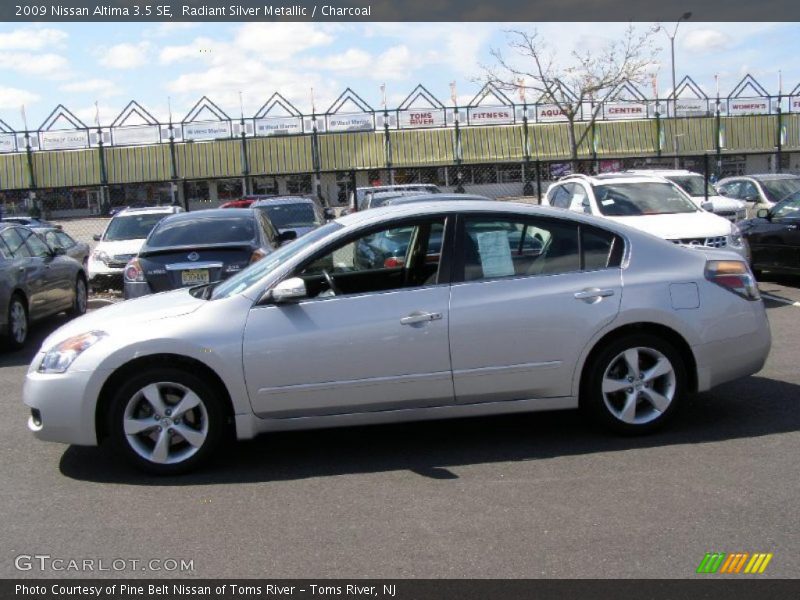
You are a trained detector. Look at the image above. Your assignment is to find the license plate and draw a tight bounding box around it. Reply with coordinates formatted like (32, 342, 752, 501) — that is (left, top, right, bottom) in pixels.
(181, 269, 209, 286)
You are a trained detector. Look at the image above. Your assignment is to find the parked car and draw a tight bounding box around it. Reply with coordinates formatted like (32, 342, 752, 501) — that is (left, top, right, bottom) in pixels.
(251, 196, 334, 239)
(716, 174, 800, 218)
(36, 228, 90, 268)
(2, 216, 61, 230)
(24, 201, 769, 474)
(624, 169, 747, 221)
(739, 189, 800, 276)
(123, 208, 289, 299)
(219, 195, 276, 209)
(348, 184, 441, 213)
(1, 223, 87, 349)
(88, 206, 183, 291)
(544, 173, 748, 259)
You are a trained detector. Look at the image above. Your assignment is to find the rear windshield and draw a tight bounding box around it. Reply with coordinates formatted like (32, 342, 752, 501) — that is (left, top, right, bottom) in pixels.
(104, 214, 169, 241)
(593, 182, 697, 216)
(256, 204, 319, 229)
(147, 215, 256, 248)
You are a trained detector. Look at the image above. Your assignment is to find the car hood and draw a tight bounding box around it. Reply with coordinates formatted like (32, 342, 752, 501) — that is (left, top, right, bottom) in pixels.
(95, 238, 146, 256)
(605, 211, 732, 240)
(39, 288, 205, 350)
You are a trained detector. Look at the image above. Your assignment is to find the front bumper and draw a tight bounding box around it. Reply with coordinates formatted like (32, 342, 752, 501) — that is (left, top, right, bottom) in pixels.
(24, 358, 111, 446)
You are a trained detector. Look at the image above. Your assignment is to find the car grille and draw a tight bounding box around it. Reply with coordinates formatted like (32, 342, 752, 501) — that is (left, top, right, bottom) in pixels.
(107, 253, 135, 268)
(670, 236, 728, 248)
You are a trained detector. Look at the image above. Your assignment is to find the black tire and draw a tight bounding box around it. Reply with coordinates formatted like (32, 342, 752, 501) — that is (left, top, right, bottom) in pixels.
(581, 333, 687, 435)
(5, 294, 29, 351)
(69, 276, 88, 317)
(107, 368, 227, 475)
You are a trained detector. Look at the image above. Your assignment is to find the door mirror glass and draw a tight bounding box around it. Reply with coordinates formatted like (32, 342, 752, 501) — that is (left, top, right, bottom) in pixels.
(701, 201, 714, 212)
(756, 208, 771, 220)
(93, 234, 101, 242)
(277, 230, 298, 245)
(269, 277, 307, 303)
(323, 208, 336, 221)
(51, 245, 66, 256)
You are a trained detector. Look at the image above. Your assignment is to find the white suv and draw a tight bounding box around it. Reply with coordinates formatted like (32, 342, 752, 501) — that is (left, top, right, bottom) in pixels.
(543, 173, 748, 258)
(89, 206, 183, 291)
(624, 169, 747, 222)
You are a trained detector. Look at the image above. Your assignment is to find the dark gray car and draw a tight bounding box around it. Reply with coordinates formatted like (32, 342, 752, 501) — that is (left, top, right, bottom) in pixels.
(0, 223, 88, 349)
(36, 228, 90, 269)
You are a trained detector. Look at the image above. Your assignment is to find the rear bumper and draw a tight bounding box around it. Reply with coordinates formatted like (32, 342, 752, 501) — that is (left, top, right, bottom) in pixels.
(123, 281, 153, 300)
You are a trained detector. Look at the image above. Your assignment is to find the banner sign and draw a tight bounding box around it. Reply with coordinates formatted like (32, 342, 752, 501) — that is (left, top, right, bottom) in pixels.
(39, 129, 89, 150)
(467, 106, 514, 125)
(327, 113, 374, 132)
(182, 121, 232, 141)
(788, 97, 800, 113)
(398, 109, 446, 129)
(536, 103, 570, 122)
(255, 116, 303, 136)
(604, 102, 647, 120)
(673, 98, 708, 117)
(111, 125, 161, 146)
(728, 98, 769, 115)
(0, 132, 16, 153)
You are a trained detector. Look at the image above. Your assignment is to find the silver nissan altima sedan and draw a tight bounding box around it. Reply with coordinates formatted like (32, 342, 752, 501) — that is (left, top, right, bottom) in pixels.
(24, 200, 771, 474)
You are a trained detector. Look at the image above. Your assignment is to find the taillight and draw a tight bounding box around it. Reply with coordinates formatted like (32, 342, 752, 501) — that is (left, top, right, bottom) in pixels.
(384, 257, 405, 268)
(705, 260, 760, 301)
(123, 258, 144, 282)
(250, 249, 267, 264)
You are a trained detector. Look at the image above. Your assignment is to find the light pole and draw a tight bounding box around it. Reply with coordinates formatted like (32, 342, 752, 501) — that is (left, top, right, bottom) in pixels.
(661, 12, 691, 167)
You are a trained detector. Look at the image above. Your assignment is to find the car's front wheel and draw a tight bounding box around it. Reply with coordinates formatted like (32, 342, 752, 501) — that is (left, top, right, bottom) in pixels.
(108, 368, 226, 474)
(5, 294, 29, 350)
(69, 276, 88, 317)
(582, 334, 686, 434)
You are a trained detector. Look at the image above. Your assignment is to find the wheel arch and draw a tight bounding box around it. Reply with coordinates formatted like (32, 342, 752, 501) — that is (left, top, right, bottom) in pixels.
(95, 353, 235, 443)
(577, 322, 698, 403)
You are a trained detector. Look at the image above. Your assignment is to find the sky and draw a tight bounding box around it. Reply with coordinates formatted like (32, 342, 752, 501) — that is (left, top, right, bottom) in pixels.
(0, 21, 798, 129)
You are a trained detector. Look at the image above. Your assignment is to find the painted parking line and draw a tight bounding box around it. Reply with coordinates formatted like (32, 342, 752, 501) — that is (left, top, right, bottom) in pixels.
(760, 292, 800, 307)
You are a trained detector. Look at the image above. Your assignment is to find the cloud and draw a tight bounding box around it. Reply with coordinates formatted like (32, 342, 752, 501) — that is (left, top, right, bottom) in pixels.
(144, 23, 200, 38)
(0, 85, 40, 109)
(0, 27, 68, 51)
(97, 42, 151, 69)
(59, 78, 121, 98)
(0, 52, 70, 79)
(74, 103, 121, 125)
(683, 29, 732, 53)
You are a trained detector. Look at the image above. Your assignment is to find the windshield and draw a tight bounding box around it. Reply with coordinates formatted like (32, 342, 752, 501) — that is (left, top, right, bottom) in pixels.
(210, 221, 343, 300)
(593, 182, 698, 216)
(104, 214, 169, 241)
(666, 175, 716, 197)
(147, 215, 255, 248)
(760, 178, 800, 203)
(256, 204, 319, 229)
(771, 192, 800, 219)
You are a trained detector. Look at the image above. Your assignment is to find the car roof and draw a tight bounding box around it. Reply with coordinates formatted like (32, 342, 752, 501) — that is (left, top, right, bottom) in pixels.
(556, 173, 672, 185)
(624, 169, 700, 177)
(357, 184, 438, 192)
(385, 193, 491, 205)
(720, 173, 800, 182)
(114, 206, 181, 216)
(158, 208, 256, 222)
(251, 196, 315, 207)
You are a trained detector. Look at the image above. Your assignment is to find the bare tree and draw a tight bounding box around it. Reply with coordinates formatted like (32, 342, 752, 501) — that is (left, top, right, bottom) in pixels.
(482, 26, 659, 166)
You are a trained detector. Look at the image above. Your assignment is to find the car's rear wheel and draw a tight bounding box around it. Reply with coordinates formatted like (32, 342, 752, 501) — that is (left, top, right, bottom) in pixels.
(5, 294, 29, 350)
(69, 277, 88, 317)
(108, 368, 226, 474)
(582, 334, 686, 434)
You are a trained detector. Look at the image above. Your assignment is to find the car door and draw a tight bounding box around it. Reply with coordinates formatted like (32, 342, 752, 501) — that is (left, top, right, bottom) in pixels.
(752, 200, 800, 271)
(242, 216, 454, 418)
(0, 227, 49, 320)
(448, 214, 623, 404)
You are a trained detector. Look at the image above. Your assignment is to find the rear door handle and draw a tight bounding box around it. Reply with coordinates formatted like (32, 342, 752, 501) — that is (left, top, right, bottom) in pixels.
(574, 288, 615, 301)
(400, 311, 443, 325)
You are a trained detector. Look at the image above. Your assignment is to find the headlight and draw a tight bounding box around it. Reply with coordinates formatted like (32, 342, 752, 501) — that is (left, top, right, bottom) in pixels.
(729, 224, 744, 248)
(39, 331, 107, 374)
(92, 250, 110, 264)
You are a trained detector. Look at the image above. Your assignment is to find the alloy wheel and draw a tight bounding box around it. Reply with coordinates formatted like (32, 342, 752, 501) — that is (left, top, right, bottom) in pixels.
(9, 300, 27, 345)
(601, 347, 676, 425)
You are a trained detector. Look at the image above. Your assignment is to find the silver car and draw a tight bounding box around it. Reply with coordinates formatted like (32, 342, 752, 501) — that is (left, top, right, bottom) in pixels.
(24, 201, 770, 474)
(1, 223, 88, 350)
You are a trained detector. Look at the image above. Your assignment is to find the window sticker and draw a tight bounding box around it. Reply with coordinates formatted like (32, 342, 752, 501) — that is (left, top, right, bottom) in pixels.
(476, 231, 515, 278)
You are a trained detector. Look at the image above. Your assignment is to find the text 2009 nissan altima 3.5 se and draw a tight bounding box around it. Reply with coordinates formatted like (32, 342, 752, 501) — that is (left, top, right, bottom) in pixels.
(23, 200, 771, 474)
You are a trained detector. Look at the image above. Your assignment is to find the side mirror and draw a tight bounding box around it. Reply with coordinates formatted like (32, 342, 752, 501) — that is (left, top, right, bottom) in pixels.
(744, 195, 759, 203)
(277, 230, 298, 244)
(50, 246, 66, 257)
(701, 201, 714, 212)
(756, 208, 771, 220)
(268, 277, 307, 304)
(323, 207, 336, 221)
(93, 234, 101, 242)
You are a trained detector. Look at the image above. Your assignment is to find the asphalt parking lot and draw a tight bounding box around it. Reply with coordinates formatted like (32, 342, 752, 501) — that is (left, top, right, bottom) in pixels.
(0, 276, 798, 579)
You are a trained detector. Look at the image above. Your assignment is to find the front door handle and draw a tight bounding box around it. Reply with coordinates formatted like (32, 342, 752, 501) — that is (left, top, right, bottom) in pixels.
(574, 288, 615, 302)
(400, 311, 443, 325)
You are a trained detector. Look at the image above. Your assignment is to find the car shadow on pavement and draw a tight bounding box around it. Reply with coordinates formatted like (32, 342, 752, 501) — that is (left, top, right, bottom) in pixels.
(59, 374, 800, 486)
(0, 314, 72, 368)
